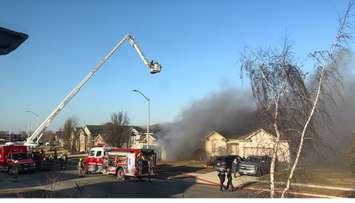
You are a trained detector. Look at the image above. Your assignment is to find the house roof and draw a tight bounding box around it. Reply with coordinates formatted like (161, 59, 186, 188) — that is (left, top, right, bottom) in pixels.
(86, 125, 105, 135)
(205, 131, 227, 141)
(229, 128, 265, 140)
(207, 128, 276, 142)
(129, 126, 146, 134)
(233, 129, 268, 141)
(220, 127, 275, 139)
(85, 124, 148, 136)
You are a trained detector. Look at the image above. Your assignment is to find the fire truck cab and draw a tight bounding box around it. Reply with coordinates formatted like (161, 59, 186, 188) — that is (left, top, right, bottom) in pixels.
(84, 146, 156, 180)
(0, 143, 35, 174)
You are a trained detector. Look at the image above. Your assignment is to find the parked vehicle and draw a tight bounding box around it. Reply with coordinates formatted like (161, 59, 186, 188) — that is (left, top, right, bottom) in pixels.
(239, 155, 271, 176)
(83, 145, 156, 181)
(0, 143, 35, 174)
(214, 155, 243, 172)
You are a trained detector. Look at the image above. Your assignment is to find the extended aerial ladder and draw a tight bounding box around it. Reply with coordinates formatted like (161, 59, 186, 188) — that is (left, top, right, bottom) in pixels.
(25, 34, 161, 146)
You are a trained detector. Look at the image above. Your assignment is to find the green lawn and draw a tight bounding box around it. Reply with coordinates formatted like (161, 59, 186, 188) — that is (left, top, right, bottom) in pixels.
(255, 165, 355, 197)
(267, 166, 355, 188)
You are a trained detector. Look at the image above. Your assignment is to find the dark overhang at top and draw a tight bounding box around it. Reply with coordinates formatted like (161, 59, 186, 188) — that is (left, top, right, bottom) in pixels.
(0, 26, 28, 55)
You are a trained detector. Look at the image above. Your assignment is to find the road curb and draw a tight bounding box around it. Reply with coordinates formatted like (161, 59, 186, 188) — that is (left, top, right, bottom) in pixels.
(0, 187, 38, 196)
(242, 186, 343, 198)
(259, 180, 355, 192)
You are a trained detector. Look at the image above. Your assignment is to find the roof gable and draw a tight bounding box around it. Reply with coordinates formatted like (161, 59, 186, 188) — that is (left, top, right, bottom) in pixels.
(85, 125, 105, 135)
(225, 128, 274, 140)
(205, 131, 227, 141)
(242, 129, 266, 140)
(85, 125, 146, 135)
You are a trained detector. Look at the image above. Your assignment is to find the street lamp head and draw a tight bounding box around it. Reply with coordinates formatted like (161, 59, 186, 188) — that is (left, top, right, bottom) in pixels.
(132, 89, 150, 101)
(149, 60, 161, 74)
(25, 110, 39, 117)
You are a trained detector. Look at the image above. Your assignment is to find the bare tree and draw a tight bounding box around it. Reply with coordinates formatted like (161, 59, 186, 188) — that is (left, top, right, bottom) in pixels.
(104, 111, 130, 147)
(241, 1, 352, 197)
(281, 2, 353, 197)
(62, 117, 78, 151)
(241, 43, 311, 197)
(40, 130, 57, 144)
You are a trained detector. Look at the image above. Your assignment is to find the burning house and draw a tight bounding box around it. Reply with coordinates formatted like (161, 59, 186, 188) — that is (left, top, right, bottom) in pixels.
(204, 129, 290, 163)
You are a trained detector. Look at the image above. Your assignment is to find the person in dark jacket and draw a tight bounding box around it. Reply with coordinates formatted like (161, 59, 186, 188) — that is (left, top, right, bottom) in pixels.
(217, 171, 226, 191)
(78, 158, 85, 177)
(232, 157, 240, 178)
(226, 168, 235, 191)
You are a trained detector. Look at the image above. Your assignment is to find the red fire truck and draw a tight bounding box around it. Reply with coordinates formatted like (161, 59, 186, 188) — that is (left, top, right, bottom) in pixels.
(0, 143, 35, 174)
(82, 146, 156, 180)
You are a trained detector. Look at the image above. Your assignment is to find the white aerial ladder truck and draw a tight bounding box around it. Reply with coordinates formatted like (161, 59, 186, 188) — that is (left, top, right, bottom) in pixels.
(24, 34, 161, 147)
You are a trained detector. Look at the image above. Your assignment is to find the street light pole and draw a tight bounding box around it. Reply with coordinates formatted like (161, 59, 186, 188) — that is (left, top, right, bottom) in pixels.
(132, 89, 150, 149)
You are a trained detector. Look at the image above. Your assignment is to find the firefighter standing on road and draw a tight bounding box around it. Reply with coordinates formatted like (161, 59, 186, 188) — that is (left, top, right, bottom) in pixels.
(78, 158, 85, 177)
(147, 157, 152, 183)
(217, 171, 226, 191)
(226, 168, 235, 191)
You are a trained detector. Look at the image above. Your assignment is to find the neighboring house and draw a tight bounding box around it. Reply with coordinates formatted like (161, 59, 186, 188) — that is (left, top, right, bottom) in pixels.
(129, 130, 157, 149)
(128, 130, 167, 160)
(205, 129, 290, 163)
(0, 132, 26, 142)
(88, 125, 146, 148)
(51, 129, 80, 152)
(76, 124, 166, 160)
(78, 125, 105, 152)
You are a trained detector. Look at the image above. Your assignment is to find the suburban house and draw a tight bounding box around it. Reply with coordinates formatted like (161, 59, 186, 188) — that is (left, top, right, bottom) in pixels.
(77, 125, 105, 152)
(76, 124, 166, 160)
(204, 129, 290, 163)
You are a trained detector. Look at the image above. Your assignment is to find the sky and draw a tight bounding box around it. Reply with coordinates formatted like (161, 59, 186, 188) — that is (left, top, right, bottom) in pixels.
(0, 0, 353, 132)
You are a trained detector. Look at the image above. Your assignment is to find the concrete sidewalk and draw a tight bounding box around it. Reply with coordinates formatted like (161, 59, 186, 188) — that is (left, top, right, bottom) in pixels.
(168, 171, 259, 188)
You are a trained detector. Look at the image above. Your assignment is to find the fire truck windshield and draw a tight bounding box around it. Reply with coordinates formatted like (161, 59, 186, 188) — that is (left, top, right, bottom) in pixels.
(11, 153, 28, 160)
(89, 150, 95, 156)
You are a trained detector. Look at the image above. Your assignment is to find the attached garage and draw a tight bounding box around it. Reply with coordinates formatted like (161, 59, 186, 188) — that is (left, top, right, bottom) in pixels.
(243, 147, 273, 157)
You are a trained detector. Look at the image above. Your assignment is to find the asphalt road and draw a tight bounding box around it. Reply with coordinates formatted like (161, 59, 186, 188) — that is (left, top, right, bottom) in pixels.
(0, 176, 262, 198)
(0, 159, 267, 198)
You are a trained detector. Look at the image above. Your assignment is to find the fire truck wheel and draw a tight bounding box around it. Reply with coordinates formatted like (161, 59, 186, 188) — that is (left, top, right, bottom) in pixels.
(116, 168, 125, 181)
